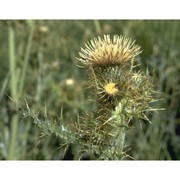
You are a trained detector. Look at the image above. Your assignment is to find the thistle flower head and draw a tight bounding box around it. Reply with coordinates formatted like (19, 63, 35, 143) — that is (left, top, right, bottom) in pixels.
(78, 34, 142, 67)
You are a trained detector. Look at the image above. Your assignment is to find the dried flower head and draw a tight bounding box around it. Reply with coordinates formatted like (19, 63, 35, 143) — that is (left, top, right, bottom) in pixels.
(78, 34, 142, 67)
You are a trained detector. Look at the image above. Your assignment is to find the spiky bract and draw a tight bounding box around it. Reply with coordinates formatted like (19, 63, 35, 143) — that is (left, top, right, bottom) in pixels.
(73, 108, 126, 159)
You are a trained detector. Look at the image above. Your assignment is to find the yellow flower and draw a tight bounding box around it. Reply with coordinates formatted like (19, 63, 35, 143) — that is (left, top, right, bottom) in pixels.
(78, 34, 142, 67)
(104, 83, 119, 95)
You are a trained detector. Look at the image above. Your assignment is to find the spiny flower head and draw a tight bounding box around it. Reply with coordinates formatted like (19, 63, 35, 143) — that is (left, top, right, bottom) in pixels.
(78, 34, 142, 67)
(88, 65, 154, 110)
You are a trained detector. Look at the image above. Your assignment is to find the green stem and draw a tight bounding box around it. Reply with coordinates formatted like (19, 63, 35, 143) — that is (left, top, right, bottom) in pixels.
(19, 20, 35, 96)
(8, 26, 17, 98)
(8, 25, 18, 160)
(113, 125, 126, 160)
(109, 102, 127, 160)
(94, 20, 102, 34)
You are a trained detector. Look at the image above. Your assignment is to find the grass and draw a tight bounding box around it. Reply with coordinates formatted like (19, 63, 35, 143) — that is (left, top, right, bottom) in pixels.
(0, 20, 180, 160)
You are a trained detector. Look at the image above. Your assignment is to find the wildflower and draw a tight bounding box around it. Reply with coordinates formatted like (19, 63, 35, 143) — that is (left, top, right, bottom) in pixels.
(65, 78, 74, 86)
(104, 83, 119, 95)
(39, 25, 48, 33)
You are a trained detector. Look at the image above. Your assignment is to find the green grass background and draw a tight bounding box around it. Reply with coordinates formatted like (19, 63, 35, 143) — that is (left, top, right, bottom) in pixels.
(0, 20, 180, 160)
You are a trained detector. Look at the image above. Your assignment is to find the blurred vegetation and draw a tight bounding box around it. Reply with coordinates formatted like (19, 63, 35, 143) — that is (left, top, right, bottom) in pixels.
(0, 20, 179, 160)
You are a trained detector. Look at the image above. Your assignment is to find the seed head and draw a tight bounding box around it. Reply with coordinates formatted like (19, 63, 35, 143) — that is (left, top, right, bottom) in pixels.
(78, 34, 142, 67)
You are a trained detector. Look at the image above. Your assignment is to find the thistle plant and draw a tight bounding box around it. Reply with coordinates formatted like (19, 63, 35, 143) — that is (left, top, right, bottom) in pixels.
(20, 34, 157, 160)
(75, 34, 156, 159)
